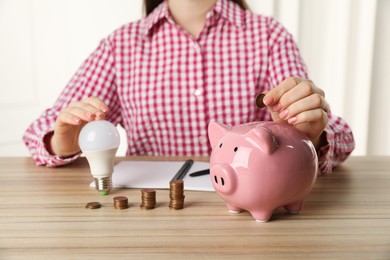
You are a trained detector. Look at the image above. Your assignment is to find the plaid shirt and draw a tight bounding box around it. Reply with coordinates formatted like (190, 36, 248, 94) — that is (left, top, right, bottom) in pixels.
(23, 0, 354, 173)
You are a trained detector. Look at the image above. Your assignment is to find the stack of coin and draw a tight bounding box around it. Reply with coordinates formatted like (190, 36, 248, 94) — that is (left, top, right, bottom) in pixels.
(140, 189, 157, 210)
(169, 180, 185, 210)
(113, 196, 129, 209)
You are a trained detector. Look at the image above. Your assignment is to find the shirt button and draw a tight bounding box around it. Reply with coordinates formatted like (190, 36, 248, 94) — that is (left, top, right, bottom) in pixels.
(194, 89, 203, 96)
(198, 136, 208, 144)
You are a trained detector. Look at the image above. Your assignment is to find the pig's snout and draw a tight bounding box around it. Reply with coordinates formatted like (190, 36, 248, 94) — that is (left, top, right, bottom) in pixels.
(210, 164, 236, 195)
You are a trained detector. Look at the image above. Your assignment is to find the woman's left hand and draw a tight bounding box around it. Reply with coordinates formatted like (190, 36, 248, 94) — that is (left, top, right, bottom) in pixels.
(263, 77, 328, 149)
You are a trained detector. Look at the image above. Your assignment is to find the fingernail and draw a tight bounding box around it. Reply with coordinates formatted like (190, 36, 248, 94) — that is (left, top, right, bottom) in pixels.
(72, 117, 81, 124)
(273, 103, 282, 112)
(263, 97, 274, 106)
(85, 112, 93, 119)
(100, 106, 109, 113)
(279, 109, 288, 119)
(288, 117, 297, 124)
(95, 111, 104, 119)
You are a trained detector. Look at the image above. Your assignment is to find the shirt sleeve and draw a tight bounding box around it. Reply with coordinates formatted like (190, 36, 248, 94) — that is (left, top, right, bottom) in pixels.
(23, 38, 122, 167)
(316, 111, 355, 174)
(265, 17, 355, 174)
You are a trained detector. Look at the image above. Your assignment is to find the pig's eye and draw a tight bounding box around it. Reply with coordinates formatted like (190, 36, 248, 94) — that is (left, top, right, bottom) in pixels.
(219, 143, 223, 148)
(234, 147, 238, 152)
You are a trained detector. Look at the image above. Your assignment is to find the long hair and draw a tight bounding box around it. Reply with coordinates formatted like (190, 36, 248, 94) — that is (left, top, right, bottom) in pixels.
(143, 0, 248, 16)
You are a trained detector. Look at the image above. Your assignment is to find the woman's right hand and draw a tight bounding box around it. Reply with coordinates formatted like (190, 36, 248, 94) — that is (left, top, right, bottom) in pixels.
(47, 97, 109, 157)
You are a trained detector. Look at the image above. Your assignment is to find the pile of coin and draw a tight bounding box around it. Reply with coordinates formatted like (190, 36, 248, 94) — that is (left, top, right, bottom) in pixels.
(140, 189, 157, 210)
(113, 196, 129, 209)
(169, 180, 185, 210)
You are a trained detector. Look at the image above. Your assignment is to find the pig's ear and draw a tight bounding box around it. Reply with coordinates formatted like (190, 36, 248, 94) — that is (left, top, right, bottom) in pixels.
(247, 126, 278, 154)
(208, 122, 230, 148)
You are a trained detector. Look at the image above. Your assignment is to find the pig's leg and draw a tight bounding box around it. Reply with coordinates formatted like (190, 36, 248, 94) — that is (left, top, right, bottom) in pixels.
(283, 200, 304, 213)
(226, 203, 242, 214)
(250, 210, 273, 222)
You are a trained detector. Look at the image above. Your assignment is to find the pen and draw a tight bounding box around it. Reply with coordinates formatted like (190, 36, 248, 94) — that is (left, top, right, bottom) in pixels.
(172, 159, 194, 181)
(189, 169, 210, 177)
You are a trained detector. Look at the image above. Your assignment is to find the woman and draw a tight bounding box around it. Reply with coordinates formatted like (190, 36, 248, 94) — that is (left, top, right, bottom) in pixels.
(23, 0, 355, 173)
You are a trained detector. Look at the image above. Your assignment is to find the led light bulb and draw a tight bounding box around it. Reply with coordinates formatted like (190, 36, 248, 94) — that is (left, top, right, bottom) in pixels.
(78, 120, 120, 195)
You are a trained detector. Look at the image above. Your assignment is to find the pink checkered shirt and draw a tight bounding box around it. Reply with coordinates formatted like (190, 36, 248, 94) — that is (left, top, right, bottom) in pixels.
(23, 0, 354, 173)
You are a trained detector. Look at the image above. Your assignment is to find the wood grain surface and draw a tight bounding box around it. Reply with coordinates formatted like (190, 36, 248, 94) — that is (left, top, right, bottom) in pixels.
(0, 156, 389, 259)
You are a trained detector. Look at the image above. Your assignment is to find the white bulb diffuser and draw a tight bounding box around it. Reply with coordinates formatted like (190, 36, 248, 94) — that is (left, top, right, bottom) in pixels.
(78, 120, 120, 195)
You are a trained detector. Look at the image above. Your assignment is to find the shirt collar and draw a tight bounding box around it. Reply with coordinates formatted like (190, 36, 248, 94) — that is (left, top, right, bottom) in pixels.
(142, 0, 246, 38)
(213, 0, 246, 28)
(142, 0, 170, 38)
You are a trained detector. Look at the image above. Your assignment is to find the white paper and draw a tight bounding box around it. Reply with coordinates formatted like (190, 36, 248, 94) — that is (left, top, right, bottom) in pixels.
(89, 161, 215, 192)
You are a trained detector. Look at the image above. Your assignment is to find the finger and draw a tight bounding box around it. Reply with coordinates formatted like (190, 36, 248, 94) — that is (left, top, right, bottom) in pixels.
(287, 108, 328, 126)
(68, 100, 101, 113)
(263, 77, 305, 107)
(56, 110, 83, 126)
(278, 93, 329, 120)
(68, 99, 107, 120)
(276, 80, 324, 111)
(84, 96, 109, 113)
(63, 106, 97, 122)
(83, 97, 108, 120)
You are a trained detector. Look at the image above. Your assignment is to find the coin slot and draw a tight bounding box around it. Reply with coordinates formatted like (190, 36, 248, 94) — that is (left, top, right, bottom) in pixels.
(214, 175, 218, 184)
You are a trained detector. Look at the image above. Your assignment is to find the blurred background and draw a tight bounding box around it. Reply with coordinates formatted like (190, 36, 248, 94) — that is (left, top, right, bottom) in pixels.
(0, 0, 389, 156)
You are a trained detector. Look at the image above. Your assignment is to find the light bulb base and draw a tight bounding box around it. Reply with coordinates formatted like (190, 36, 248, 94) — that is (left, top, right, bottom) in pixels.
(94, 177, 112, 195)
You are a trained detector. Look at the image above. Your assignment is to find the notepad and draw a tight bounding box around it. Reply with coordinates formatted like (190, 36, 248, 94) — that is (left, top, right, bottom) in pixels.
(89, 161, 215, 192)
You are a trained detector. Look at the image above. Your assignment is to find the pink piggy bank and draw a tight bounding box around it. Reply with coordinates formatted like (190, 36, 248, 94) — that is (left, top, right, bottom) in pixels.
(208, 121, 318, 222)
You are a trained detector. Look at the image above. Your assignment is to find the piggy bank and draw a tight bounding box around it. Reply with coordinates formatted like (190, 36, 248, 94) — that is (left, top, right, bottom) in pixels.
(208, 121, 318, 222)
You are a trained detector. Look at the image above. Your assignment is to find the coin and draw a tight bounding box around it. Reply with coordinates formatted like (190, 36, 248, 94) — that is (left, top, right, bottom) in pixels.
(255, 93, 266, 108)
(85, 202, 101, 209)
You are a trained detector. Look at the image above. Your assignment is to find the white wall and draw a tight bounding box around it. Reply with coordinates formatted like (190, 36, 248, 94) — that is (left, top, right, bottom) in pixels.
(0, 0, 142, 156)
(368, 0, 390, 155)
(1, 0, 389, 156)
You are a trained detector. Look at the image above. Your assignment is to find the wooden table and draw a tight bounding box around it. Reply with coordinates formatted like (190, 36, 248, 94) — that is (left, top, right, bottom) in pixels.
(0, 156, 389, 259)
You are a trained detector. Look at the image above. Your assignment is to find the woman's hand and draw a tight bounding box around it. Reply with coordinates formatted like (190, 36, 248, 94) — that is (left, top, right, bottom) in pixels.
(46, 97, 109, 157)
(263, 77, 328, 149)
